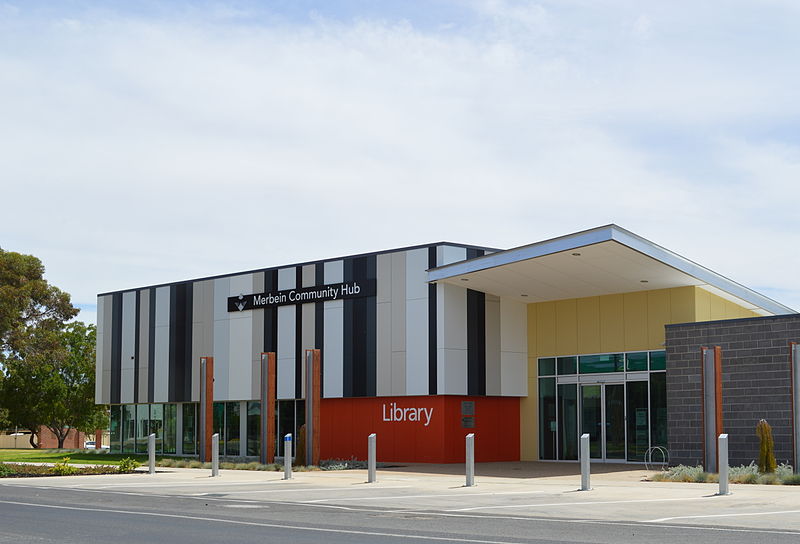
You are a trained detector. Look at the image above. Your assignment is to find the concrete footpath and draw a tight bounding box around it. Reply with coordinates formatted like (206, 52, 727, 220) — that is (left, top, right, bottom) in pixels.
(2, 462, 799, 534)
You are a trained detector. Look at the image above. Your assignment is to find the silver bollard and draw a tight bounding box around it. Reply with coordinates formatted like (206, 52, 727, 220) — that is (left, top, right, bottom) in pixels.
(465, 433, 475, 487)
(148, 433, 156, 475)
(368, 433, 377, 483)
(580, 433, 591, 491)
(211, 433, 219, 477)
(718, 434, 730, 495)
(283, 434, 292, 480)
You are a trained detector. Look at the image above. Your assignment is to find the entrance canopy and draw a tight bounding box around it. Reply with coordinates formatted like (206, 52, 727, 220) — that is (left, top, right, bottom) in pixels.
(428, 225, 793, 316)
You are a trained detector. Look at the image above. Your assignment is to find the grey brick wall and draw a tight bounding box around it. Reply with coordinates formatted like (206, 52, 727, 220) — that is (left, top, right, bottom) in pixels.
(665, 314, 800, 468)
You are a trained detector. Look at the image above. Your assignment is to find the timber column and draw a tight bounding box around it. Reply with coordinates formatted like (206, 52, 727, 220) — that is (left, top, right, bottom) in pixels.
(198, 357, 214, 462)
(305, 349, 321, 466)
(260, 352, 277, 464)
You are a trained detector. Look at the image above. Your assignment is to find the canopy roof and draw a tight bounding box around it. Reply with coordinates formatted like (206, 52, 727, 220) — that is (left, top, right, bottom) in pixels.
(427, 225, 793, 316)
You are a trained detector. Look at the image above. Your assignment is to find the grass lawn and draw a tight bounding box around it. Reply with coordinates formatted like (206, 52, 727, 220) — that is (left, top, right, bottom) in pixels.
(0, 449, 177, 465)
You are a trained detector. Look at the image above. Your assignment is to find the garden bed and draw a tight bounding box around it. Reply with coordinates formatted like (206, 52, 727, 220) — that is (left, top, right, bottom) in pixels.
(651, 462, 800, 485)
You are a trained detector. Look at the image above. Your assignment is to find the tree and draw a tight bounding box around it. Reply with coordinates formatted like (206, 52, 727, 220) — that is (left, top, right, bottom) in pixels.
(1, 322, 105, 448)
(0, 247, 76, 353)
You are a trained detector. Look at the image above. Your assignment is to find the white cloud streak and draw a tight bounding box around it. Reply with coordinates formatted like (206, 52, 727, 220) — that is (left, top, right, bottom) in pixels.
(0, 1, 798, 322)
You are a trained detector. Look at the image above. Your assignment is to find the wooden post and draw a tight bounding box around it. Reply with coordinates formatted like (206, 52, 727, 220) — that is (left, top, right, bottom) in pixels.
(260, 352, 277, 464)
(199, 357, 214, 462)
(305, 349, 322, 466)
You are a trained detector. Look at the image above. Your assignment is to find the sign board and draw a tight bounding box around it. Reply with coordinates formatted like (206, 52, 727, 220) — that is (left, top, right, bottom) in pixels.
(228, 279, 376, 312)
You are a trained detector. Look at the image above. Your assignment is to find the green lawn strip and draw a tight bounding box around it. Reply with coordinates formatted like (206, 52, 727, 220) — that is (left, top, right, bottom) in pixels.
(0, 449, 179, 465)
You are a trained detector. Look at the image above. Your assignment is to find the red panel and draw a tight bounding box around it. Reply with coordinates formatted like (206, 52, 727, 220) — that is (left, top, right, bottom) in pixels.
(320, 396, 520, 463)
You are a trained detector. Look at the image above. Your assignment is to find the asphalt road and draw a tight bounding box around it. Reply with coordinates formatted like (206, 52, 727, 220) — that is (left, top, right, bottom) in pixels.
(1, 482, 798, 544)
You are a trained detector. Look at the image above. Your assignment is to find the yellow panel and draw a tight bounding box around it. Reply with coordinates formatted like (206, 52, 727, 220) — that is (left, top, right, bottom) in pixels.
(535, 301, 556, 356)
(647, 290, 671, 349)
(623, 292, 648, 350)
(599, 294, 625, 353)
(709, 292, 726, 320)
(576, 296, 601, 354)
(527, 304, 537, 359)
(555, 299, 578, 355)
(695, 287, 711, 321)
(670, 286, 696, 324)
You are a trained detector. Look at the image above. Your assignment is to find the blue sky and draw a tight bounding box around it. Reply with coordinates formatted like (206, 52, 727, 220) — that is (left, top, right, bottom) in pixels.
(1, 1, 798, 324)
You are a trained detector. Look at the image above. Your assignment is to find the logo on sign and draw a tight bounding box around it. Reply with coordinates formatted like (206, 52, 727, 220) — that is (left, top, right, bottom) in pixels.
(382, 403, 434, 427)
(227, 279, 375, 312)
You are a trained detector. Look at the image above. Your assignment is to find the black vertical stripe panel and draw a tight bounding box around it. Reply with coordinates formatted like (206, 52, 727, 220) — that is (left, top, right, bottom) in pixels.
(168, 283, 193, 402)
(315, 263, 325, 398)
(148, 289, 156, 403)
(364, 255, 377, 397)
(466, 248, 486, 396)
(428, 247, 437, 395)
(466, 288, 486, 396)
(110, 293, 122, 405)
(133, 291, 140, 404)
(342, 259, 354, 398)
(295, 267, 303, 400)
(263, 271, 278, 353)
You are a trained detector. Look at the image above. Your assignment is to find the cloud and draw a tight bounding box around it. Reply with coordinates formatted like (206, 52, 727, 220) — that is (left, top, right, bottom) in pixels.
(1, 0, 798, 317)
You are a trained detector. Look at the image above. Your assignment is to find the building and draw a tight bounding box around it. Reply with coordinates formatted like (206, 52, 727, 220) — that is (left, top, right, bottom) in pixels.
(95, 225, 799, 467)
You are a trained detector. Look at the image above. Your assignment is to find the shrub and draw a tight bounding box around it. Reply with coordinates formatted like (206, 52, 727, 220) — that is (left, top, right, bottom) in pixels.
(781, 474, 800, 485)
(0, 464, 15, 477)
(652, 464, 707, 482)
(730, 472, 758, 484)
(174, 460, 189, 468)
(188, 460, 203, 469)
(220, 462, 236, 470)
(757, 473, 780, 485)
(118, 457, 142, 473)
(756, 419, 777, 473)
(776, 463, 794, 479)
(51, 457, 79, 476)
(158, 458, 176, 468)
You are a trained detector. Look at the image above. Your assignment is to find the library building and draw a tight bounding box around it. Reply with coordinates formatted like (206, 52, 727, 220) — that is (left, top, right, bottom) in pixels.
(95, 225, 800, 469)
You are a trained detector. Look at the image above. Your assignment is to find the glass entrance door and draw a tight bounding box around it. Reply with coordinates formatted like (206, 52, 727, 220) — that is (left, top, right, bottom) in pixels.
(580, 383, 625, 461)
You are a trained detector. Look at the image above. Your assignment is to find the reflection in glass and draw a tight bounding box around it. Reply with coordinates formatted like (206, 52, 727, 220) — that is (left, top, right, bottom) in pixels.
(538, 358, 555, 376)
(278, 400, 294, 458)
(110, 405, 122, 453)
(626, 381, 649, 461)
(225, 402, 241, 456)
(163, 404, 177, 454)
(135, 404, 149, 454)
(150, 404, 163, 453)
(247, 402, 261, 457)
(650, 351, 666, 370)
(579, 354, 624, 374)
(626, 352, 648, 371)
(557, 384, 578, 460)
(213, 402, 225, 454)
(605, 384, 625, 460)
(557, 356, 577, 375)
(539, 378, 556, 460)
(123, 405, 136, 453)
(580, 385, 602, 458)
(650, 373, 668, 449)
(182, 404, 196, 455)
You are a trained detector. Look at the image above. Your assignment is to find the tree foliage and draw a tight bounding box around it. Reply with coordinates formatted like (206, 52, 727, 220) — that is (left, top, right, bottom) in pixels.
(756, 419, 777, 474)
(0, 248, 103, 448)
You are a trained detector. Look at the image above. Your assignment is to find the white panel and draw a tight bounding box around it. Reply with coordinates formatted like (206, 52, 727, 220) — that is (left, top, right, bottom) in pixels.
(229, 274, 254, 401)
(500, 298, 527, 353)
(120, 291, 136, 372)
(391, 252, 406, 353)
(277, 305, 296, 399)
(323, 300, 344, 398)
(302, 264, 316, 288)
(153, 286, 170, 403)
(499, 352, 527, 396)
(405, 248, 428, 301)
(301, 302, 315, 398)
(376, 254, 392, 303)
(138, 290, 150, 403)
(278, 267, 296, 290)
(212, 278, 230, 401)
(439, 348, 468, 394)
(324, 260, 343, 284)
(376, 302, 392, 396)
(485, 295, 501, 396)
(391, 352, 406, 396)
(438, 245, 467, 266)
(436, 283, 467, 394)
(405, 298, 428, 395)
(95, 295, 107, 404)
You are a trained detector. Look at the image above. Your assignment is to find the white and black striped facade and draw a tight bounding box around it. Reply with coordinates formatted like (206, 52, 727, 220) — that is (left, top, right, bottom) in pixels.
(95, 243, 529, 406)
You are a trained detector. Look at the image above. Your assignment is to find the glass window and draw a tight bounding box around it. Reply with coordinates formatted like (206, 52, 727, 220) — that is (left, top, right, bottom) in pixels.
(626, 381, 649, 461)
(247, 402, 261, 457)
(225, 402, 241, 456)
(150, 404, 163, 453)
(110, 405, 122, 453)
(649, 351, 666, 371)
(163, 404, 177, 454)
(538, 358, 555, 376)
(213, 402, 225, 454)
(122, 405, 136, 453)
(135, 404, 149, 454)
(277, 400, 294, 458)
(579, 353, 624, 374)
(182, 403, 196, 455)
(626, 352, 648, 372)
(538, 378, 556, 460)
(556, 356, 577, 375)
(650, 373, 668, 449)
(557, 384, 578, 460)
(581, 385, 602, 458)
